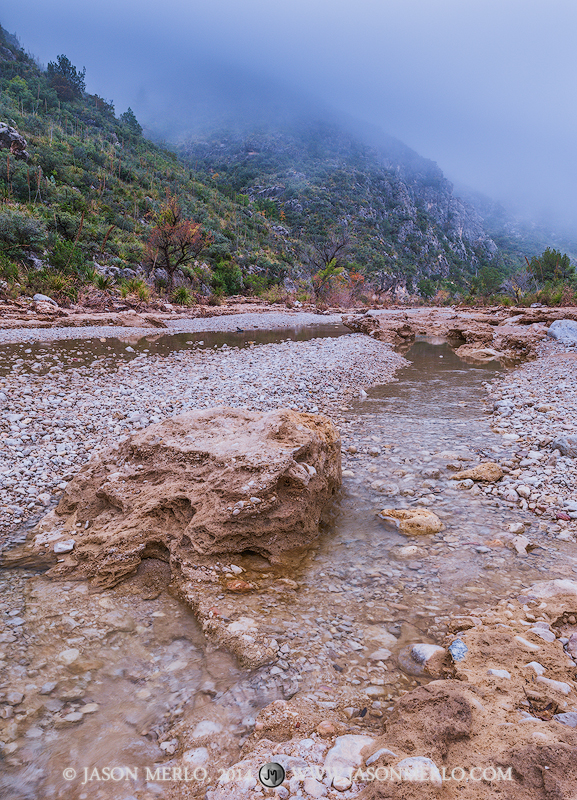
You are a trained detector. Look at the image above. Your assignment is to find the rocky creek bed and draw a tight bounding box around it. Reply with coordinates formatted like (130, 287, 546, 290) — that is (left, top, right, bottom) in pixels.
(0, 309, 576, 800)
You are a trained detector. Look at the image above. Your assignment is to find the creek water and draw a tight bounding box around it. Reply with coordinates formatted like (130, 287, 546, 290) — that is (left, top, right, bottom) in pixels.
(0, 322, 348, 377)
(1, 333, 576, 800)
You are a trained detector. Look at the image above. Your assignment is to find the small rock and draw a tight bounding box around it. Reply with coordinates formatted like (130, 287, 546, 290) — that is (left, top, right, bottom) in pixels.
(316, 720, 337, 737)
(365, 748, 398, 766)
(377, 507, 443, 535)
(536, 676, 572, 695)
(63, 712, 83, 723)
(524, 661, 546, 676)
(54, 539, 75, 554)
(509, 522, 526, 534)
(448, 638, 468, 662)
(514, 535, 531, 555)
(529, 627, 556, 643)
(368, 648, 392, 661)
(303, 777, 326, 798)
(395, 757, 442, 787)
(487, 669, 511, 679)
(33, 293, 58, 306)
(554, 712, 577, 728)
(397, 643, 446, 676)
(58, 648, 80, 666)
(515, 636, 541, 652)
(450, 462, 503, 482)
(324, 735, 375, 791)
(225, 579, 253, 593)
(183, 747, 209, 766)
(551, 435, 577, 458)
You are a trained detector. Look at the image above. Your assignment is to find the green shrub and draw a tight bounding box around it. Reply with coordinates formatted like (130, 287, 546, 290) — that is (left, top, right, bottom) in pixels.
(0, 253, 19, 283)
(119, 277, 149, 299)
(94, 273, 113, 290)
(0, 209, 47, 254)
(211, 260, 242, 295)
(24, 269, 77, 302)
(137, 283, 150, 302)
(171, 286, 195, 306)
(49, 238, 87, 274)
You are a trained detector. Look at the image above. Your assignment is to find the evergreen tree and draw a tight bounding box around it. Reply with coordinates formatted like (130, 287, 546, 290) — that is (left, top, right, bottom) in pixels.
(528, 248, 574, 282)
(47, 55, 86, 100)
(120, 107, 143, 136)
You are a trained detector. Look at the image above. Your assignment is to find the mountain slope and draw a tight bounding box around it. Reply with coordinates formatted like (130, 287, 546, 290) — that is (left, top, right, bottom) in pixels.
(0, 21, 540, 305)
(0, 24, 295, 300)
(177, 117, 499, 292)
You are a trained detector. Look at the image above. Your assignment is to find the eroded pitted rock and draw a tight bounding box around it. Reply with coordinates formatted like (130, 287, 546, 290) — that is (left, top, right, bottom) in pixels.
(33, 407, 341, 587)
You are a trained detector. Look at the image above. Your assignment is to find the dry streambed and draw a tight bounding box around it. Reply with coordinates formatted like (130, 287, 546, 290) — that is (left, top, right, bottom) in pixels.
(0, 310, 576, 800)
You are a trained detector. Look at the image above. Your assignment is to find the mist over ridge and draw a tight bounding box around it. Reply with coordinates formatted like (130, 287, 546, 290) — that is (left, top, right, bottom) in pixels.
(2, 0, 577, 238)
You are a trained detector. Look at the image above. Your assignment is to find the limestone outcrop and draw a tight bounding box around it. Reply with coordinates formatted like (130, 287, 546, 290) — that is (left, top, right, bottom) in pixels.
(0, 122, 29, 160)
(342, 307, 573, 364)
(26, 407, 341, 588)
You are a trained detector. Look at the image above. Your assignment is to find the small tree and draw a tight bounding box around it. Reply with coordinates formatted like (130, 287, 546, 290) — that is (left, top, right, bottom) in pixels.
(47, 55, 86, 101)
(312, 258, 347, 300)
(120, 107, 142, 136)
(302, 229, 350, 274)
(501, 269, 537, 303)
(145, 196, 212, 291)
(417, 277, 436, 299)
(527, 248, 575, 283)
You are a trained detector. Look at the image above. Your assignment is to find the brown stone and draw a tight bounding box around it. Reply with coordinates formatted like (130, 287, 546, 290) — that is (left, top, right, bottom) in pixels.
(451, 462, 503, 482)
(378, 507, 444, 535)
(22, 407, 341, 588)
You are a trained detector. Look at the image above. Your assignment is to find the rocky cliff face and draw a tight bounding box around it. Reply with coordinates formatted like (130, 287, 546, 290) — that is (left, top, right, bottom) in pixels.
(180, 119, 498, 288)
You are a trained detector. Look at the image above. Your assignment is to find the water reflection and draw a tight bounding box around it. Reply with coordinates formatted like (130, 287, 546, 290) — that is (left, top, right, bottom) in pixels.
(0, 323, 349, 376)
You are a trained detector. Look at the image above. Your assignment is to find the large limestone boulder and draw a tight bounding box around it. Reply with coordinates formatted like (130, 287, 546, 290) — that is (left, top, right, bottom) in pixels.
(342, 313, 415, 346)
(32, 407, 341, 587)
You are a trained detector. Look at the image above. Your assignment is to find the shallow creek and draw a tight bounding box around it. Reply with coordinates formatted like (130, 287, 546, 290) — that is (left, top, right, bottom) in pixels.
(0, 322, 348, 377)
(1, 334, 577, 799)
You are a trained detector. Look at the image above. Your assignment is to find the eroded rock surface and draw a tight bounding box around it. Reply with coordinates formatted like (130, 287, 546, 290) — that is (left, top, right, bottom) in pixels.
(343, 307, 577, 364)
(24, 407, 341, 588)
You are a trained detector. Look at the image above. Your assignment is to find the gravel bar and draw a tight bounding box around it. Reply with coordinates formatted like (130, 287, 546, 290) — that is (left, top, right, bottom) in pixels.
(0, 333, 406, 548)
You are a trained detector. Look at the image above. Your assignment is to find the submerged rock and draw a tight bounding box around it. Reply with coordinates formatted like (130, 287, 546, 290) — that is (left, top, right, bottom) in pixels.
(25, 407, 341, 587)
(450, 462, 503, 482)
(377, 507, 444, 535)
(397, 643, 447, 677)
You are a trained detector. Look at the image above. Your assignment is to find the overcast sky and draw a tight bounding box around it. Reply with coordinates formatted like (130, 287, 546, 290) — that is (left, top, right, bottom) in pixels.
(3, 0, 577, 231)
